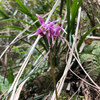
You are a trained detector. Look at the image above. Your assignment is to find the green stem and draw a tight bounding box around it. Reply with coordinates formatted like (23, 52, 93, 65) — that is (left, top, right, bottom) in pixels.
(50, 46, 58, 100)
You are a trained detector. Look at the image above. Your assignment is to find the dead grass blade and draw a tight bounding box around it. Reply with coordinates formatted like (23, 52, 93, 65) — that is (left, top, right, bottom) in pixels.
(87, 36, 100, 40)
(64, 38, 100, 90)
(8, 35, 41, 100)
(13, 51, 49, 100)
(14, 78, 28, 100)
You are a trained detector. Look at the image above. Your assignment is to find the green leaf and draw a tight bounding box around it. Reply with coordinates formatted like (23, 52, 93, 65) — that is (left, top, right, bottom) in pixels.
(8, 59, 14, 84)
(16, 0, 30, 13)
(5, 26, 31, 33)
(0, 35, 15, 38)
(18, 8, 31, 16)
(39, 40, 48, 51)
(73, 95, 77, 100)
(16, 0, 37, 22)
(66, 0, 82, 43)
(70, 0, 78, 35)
(71, 0, 82, 35)
(18, 8, 37, 23)
(0, 8, 9, 19)
(6, 26, 23, 31)
(3, 18, 32, 26)
(77, 24, 100, 51)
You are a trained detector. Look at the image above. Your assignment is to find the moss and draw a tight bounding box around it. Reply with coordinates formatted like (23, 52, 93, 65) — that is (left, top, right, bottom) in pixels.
(59, 91, 68, 100)
(80, 41, 100, 80)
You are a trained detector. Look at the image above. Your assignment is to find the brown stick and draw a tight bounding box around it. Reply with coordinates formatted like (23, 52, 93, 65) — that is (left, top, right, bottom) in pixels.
(50, 46, 58, 100)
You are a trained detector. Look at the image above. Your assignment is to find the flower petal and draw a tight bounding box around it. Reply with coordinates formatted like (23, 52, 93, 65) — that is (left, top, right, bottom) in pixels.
(36, 14, 44, 25)
(50, 27, 54, 36)
(57, 31, 64, 42)
(34, 28, 42, 35)
(48, 21, 57, 27)
(28, 28, 42, 38)
(54, 26, 62, 36)
(54, 26, 63, 32)
(57, 32, 62, 39)
(54, 26, 64, 42)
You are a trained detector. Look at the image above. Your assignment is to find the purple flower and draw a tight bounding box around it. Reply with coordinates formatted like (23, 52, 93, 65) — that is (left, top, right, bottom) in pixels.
(28, 14, 63, 45)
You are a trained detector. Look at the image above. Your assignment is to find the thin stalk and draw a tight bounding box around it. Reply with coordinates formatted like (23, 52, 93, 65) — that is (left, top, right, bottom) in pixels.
(50, 46, 58, 100)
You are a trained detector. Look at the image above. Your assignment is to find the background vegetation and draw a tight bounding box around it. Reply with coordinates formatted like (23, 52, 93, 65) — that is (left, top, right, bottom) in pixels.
(0, 0, 100, 100)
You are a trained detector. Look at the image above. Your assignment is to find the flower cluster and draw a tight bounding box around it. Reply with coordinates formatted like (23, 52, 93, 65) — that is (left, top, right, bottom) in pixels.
(29, 14, 63, 45)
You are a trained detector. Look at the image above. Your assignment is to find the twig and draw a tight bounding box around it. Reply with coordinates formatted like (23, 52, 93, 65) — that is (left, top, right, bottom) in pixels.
(68, 68, 99, 100)
(69, 69, 99, 90)
(64, 38, 100, 90)
(45, 0, 61, 24)
(69, 63, 100, 100)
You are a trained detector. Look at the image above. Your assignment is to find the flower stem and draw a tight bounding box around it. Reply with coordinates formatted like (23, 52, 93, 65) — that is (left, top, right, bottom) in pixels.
(49, 46, 58, 100)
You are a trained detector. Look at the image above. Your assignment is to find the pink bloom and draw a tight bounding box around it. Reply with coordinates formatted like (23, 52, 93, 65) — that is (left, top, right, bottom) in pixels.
(28, 14, 63, 45)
